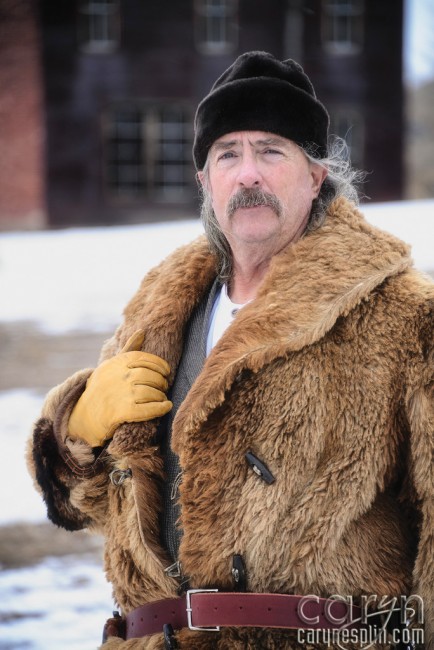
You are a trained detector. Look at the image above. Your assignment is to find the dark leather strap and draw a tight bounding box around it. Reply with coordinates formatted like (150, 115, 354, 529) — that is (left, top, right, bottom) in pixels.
(125, 592, 362, 639)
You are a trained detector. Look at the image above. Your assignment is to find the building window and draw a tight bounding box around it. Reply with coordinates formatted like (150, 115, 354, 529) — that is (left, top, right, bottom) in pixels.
(195, 0, 238, 54)
(330, 107, 364, 168)
(78, 0, 120, 53)
(322, 0, 364, 55)
(105, 105, 194, 201)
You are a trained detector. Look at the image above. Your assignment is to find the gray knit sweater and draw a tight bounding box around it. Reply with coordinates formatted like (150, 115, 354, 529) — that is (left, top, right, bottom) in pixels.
(160, 280, 220, 564)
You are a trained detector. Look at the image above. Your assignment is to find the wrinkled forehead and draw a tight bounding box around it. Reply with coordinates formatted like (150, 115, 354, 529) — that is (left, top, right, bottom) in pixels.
(213, 130, 292, 146)
(208, 131, 297, 159)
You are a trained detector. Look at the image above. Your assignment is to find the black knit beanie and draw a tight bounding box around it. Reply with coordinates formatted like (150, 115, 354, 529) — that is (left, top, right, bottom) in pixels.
(193, 51, 329, 170)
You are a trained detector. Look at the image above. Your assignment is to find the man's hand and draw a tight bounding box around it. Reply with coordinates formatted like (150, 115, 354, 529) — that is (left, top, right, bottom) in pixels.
(68, 331, 172, 447)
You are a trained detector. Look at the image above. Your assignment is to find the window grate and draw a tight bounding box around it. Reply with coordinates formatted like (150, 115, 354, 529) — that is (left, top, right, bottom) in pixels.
(105, 104, 194, 201)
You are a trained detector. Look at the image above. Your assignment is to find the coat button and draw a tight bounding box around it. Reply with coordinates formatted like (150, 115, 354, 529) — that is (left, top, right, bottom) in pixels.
(245, 451, 276, 485)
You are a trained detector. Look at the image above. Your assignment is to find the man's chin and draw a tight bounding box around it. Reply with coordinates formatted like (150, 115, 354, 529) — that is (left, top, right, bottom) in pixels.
(232, 220, 280, 244)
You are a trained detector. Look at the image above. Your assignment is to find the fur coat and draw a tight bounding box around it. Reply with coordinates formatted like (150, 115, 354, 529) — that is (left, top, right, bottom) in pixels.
(27, 198, 434, 649)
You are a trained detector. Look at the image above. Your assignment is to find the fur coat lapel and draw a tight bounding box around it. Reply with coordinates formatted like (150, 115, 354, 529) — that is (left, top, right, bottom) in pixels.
(172, 198, 412, 446)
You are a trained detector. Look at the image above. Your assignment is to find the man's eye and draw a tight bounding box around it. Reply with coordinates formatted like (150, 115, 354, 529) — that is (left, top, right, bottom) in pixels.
(264, 148, 282, 156)
(219, 151, 236, 160)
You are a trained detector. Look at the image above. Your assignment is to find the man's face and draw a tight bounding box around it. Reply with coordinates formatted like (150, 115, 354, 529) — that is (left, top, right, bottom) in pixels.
(199, 131, 327, 257)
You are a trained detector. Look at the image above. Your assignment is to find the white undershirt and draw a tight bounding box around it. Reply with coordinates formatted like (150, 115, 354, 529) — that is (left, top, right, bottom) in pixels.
(206, 283, 250, 356)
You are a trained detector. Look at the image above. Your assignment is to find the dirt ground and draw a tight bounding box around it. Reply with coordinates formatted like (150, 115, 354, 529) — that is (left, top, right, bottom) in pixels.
(0, 321, 111, 393)
(0, 321, 111, 569)
(0, 522, 104, 569)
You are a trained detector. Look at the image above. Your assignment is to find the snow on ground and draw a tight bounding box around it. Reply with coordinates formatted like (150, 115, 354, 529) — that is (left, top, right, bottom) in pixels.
(0, 555, 113, 650)
(0, 219, 203, 334)
(0, 390, 47, 524)
(0, 390, 115, 649)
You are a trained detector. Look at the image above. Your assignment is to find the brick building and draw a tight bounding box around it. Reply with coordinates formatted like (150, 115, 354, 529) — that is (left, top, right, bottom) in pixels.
(0, 0, 45, 229)
(0, 0, 404, 229)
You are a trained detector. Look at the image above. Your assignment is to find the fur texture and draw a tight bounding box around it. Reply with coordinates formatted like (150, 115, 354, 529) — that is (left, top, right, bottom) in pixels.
(27, 198, 433, 649)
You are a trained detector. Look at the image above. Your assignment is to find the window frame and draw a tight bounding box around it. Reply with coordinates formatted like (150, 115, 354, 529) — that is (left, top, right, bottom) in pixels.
(194, 0, 238, 55)
(321, 0, 364, 56)
(103, 102, 195, 203)
(78, 0, 120, 54)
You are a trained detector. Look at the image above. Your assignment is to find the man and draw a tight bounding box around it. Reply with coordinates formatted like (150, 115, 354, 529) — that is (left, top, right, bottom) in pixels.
(27, 52, 433, 649)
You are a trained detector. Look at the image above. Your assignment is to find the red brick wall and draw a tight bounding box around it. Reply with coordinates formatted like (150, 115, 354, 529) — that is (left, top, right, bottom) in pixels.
(0, 0, 46, 229)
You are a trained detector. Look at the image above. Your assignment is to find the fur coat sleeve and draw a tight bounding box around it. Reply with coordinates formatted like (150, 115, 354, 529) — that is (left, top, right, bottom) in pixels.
(26, 366, 111, 531)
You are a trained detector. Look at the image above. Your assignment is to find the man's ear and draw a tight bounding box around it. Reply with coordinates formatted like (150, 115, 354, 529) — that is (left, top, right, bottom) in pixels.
(196, 170, 206, 188)
(310, 163, 328, 198)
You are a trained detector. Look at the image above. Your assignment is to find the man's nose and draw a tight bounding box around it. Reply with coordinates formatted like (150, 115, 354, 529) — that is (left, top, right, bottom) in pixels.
(236, 153, 262, 188)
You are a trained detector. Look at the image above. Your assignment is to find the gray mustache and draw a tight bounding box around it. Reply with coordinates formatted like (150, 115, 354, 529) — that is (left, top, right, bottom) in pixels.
(227, 188, 282, 219)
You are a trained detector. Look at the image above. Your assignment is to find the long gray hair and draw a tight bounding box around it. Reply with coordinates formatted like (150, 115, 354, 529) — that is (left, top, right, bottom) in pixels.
(199, 136, 365, 282)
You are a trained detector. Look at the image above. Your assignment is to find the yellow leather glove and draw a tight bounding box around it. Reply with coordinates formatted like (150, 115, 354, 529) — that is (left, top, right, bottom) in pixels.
(68, 331, 172, 447)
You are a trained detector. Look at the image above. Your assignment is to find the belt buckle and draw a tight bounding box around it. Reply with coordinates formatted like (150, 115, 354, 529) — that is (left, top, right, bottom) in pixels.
(186, 589, 220, 632)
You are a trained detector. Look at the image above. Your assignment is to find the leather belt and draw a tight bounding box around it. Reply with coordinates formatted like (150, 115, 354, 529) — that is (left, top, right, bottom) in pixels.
(124, 590, 362, 639)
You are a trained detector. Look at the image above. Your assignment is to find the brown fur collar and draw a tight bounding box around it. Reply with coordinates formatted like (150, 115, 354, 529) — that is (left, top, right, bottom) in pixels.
(174, 198, 412, 452)
(109, 198, 411, 456)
